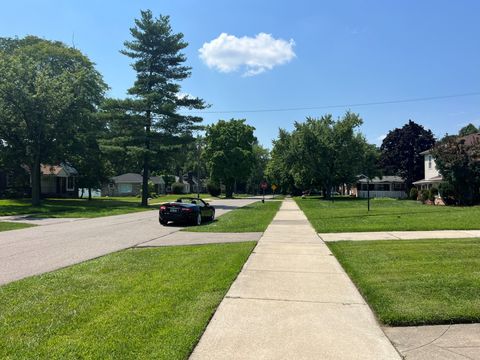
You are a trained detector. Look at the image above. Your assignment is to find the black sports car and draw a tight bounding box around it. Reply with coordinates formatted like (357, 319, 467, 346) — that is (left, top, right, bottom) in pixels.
(159, 197, 215, 226)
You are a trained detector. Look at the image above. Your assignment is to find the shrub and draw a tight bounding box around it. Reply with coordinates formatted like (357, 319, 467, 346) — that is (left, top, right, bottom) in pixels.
(409, 187, 418, 200)
(429, 187, 439, 201)
(207, 181, 221, 197)
(439, 182, 457, 205)
(420, 189, 429, 203)
(171, 182, 185, 194)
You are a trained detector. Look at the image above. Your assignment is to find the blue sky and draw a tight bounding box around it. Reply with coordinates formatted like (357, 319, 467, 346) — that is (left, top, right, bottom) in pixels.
(1, 0, 479, 147)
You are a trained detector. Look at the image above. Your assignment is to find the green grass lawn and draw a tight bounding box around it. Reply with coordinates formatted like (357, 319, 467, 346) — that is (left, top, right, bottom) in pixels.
(184, 200, 282, 233)
(0, 195, 208, 218)
(329, 238, 480, 326)
(296, 196, 480, 232)
(0, 221, 35, 232)
(0, 242, 255, 359)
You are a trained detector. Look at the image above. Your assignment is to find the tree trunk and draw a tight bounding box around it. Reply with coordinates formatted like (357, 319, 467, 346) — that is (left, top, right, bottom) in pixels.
(88, 188, 92, 201)
(141, 111, 151, 207)
(225, 180, 234, 198)
(31, 154, 41, 206)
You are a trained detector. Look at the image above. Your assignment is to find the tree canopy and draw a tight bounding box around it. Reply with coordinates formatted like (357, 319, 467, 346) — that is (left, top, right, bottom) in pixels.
(203, 119, 256, 198)
(0, 36, 107, 205)
(458, 123, 479, 137)
(380, 120, 435, 189)
(268, 112, 377, 197)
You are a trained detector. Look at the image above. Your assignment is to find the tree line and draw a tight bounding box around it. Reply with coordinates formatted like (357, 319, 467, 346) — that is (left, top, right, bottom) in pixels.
(1, 10, 478, 206)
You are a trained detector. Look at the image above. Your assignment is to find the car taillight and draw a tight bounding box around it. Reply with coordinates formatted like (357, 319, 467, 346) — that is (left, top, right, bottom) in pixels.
(181, 208, 192, 212)
(160, 206, 166, 211)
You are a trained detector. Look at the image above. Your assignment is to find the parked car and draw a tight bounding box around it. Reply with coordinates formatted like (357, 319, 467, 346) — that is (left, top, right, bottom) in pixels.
(158, 197, 215, 226)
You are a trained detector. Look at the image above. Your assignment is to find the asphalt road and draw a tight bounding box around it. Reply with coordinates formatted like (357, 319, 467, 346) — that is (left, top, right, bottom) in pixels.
(0, 198, 259, 286)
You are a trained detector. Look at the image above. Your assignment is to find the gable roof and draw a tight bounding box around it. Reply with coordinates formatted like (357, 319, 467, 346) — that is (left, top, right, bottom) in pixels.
(112, 173, 143, 183)
(150, 176, 165, 185)
(40, 164, 78, 177)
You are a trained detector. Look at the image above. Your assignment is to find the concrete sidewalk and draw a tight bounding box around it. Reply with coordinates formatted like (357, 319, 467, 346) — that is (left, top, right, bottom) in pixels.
(320, 229, 480, 242)
(190, 199, 400, 359)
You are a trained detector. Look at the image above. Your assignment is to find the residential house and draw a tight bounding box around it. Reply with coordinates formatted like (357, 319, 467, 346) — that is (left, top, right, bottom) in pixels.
(39, 164, 79, 198)
(150, 176, 166, 194)
(103, 173, 168, 196)
(355, 176, 407, 199)
(412, 150, 443, 190)
(413, 132, 480, 191)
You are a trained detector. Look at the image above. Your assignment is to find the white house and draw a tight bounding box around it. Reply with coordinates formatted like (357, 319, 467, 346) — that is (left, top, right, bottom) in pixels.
(356, 176, 407, 198)
(412, 150, 443, 190)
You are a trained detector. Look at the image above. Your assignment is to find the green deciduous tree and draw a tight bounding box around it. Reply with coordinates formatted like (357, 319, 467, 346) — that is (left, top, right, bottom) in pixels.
(380, 120, 435, 189)
(120, 10, 206, 206)
(0, 36, 107, 205)
(266, 129, 298, 194)
(203, 119, 256, 198)
(458, 123, 479, 137)
(246, 143, 270, 194)
(268, 112, 373, 197)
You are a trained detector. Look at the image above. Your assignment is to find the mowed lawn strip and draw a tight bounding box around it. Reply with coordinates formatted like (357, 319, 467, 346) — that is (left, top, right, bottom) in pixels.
(296, 196, 480, 233)
(0, 221, 35, 232)
(183, 200, 282, 232)
(328, 238, 480, 326)
(0, 195, 206, 218)
(0, 242, 255, 359)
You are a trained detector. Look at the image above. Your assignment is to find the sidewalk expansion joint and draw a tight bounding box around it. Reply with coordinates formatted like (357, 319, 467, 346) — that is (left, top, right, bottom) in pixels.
(387, 232, 402, 240)
(253, 252, 333, 256)
(244, 269, 343, 274)
(225, 295, 366, 306)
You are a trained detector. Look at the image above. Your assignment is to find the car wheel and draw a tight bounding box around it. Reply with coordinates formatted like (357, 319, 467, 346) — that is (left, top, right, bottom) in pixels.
(160, 219, 168, 226)
(196, 213, 202, 226)
(210, 211, 215, 222)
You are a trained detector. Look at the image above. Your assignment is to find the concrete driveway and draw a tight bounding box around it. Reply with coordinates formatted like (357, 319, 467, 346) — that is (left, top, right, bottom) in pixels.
(0, 197, 259, 286)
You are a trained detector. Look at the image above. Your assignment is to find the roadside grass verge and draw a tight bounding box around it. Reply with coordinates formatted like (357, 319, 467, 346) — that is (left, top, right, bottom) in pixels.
(0, 242, 255, 359)
(296, 196, 480, 232)
(0, 195, 208, 218)
(328, 238, 480, 326)
(183, 200, 281, 233)
(0, 221, 35, 232)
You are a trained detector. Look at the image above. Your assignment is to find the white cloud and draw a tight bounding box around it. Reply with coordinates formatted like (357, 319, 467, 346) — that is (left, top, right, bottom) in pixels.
(199, 32, 296, 76)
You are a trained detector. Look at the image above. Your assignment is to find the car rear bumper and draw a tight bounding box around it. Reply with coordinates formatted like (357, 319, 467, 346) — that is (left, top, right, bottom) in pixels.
(159, 211, 196, 223)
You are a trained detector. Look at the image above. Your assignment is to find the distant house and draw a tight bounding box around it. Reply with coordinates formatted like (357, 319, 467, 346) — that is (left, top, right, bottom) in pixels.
(412, 150, 443, 190)
(39, 164, 79, 198)
(103, 173, 167, 196)
(355, 176, 407, 199)
(150, 176, 166, 194)
(413, 132, 480, 191)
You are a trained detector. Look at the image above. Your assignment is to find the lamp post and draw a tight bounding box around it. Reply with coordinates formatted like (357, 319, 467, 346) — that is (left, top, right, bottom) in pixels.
(359, 174, 370, 212)
(196, 136, 201, 199)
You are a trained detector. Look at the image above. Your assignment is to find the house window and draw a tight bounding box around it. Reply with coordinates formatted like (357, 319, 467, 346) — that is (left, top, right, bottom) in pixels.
(119, 183, 132, 194)
(67, 177, 75, 191)
(428, 155, 432, 169)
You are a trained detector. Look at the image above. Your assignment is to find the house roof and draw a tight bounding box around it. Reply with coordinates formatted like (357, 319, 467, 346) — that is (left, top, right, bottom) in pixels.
(150, 176, 165, 185)
(112, 173, 168, 184)
(112, 173, 143, 183)
(357, 176, 404, 183)
(40, 164, 78, 177)
(412, 175, 443, 185)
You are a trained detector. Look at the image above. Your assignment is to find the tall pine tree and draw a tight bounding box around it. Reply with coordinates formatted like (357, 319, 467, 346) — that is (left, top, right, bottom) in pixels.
(121, 10, 206, 206)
